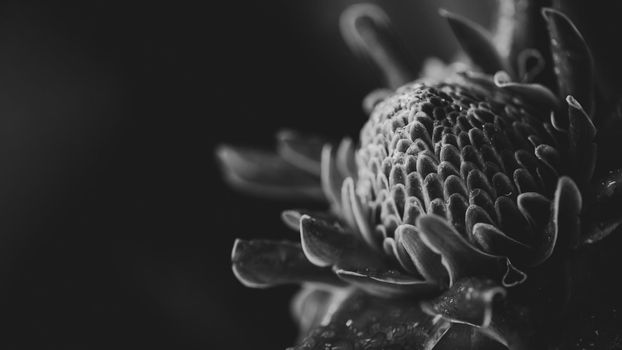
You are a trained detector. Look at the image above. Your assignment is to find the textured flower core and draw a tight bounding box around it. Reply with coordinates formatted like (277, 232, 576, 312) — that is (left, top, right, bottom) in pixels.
(353, 77, 563, 278)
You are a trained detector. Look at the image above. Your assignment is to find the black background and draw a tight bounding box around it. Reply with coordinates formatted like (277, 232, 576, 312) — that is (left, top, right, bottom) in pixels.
(6, 0, 599, 349)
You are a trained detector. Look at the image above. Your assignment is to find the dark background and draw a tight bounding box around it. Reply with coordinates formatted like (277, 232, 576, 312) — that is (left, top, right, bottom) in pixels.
(0, 1, 508, 349)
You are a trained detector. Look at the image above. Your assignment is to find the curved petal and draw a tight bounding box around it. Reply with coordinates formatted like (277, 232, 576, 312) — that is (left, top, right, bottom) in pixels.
(276, 129, 324, 176)
(421, 278, 536, 350)
(290, 286, 335, 338)
(416, 215, 507, 285)
(493, 71, 560, 110)
(334, 267, 439, 297)
(231, 239, 343, 288)
(472, 223, 535, 265)
(549, 176, 582, 251)
(439, 9, 509, 75)
(567, 95, 597, 187)
(216, 145, 323, 200)
(397, 224, 449, 287)
(542, 8, 594, 115)
(340, 4, 414, 89)
(299, 215, 386, 269)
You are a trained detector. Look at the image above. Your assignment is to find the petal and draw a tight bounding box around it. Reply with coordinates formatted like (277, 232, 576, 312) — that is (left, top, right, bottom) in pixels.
(493, 71, 560, 110)
(344, 177, 381, 249)
(542, 8, 594, 115)
(528, 177, 581, 266)
(362, 88, 392, 115)
(299, 215, 385, 269)
(334, 267, 439, 297)
(472, 223, 535, 265)
(439, 9, 509, 75)
(281, 209, 338, 231)
(422, 278, 537, 350)
(340, 4, 414, 89)
(231, 239, 342, 288)
(290, 286, 335, 338)
(292, 290, 451, 349)
(549, 176, 582, 251)
(216, 145, 323, 200)
(567, 95, 597, 187)
(416, 215, 507, 285)
(397, 224, 449, 287)
(276, 129, 324, 176)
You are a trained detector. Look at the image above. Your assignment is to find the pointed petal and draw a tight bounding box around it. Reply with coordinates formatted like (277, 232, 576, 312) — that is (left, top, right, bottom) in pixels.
(299, 215, 386, 269)
(276, 129, 324, 176)
(439, 9, 509, 75)
(397, 224, 449, 287)
(216, 145, 323, 200)
(334, 267, 439, 297)
(231, 239, 342, 288)
(340, 4, 414, 89)
(416, 215, 507, 285)
(542, 8, 594, 115)
(293, 290, 451, 349)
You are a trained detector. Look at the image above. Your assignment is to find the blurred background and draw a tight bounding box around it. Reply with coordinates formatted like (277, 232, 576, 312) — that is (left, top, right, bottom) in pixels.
(0, 0, 541, 348)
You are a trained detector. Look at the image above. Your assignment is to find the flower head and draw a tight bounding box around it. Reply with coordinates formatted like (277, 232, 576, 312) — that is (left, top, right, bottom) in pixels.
(218, 2, 622, 349)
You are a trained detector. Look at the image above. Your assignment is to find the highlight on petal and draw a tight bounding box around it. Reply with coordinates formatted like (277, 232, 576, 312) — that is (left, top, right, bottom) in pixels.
(567, 95, 597, 187)
(292, 290, 451, 350)
(471, 223, 534, 265)
(416, 215, 507, 285)
(439, 9, 509, 75)
(542, 7, 594, 115)
(334, 267, 439, 297)
(493, 71, 560, 110)
(216, 145, 323, 200)
(290, 286, 335, 338)
(340, 4, 414, 89)
(299, 215, 386, 269)
(276, 129, 324, 176)
(321, 144, 344, 210)
(396, 224, 449, 287)
(421, 278, 537, 349)
(515, 177, 580, 267)
(421, 278, 506, 328)
(362, 88, 392, 115)
(231, 239, 342, 288)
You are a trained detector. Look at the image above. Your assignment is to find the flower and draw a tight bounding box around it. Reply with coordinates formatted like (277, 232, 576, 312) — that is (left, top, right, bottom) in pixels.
(218, 1, 622, 349)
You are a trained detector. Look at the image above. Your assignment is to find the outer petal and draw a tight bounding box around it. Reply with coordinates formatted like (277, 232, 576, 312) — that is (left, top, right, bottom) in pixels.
(276, 129, 325, 176)
(542, 8, 594, 115)
(299, 215, 386, 269)
(231, 239, 342, 288)
(216, 145, 323, 200)
(439, 9, 509, 75)
(334, 267, 438, 297)
(422, 278, 537, 350)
